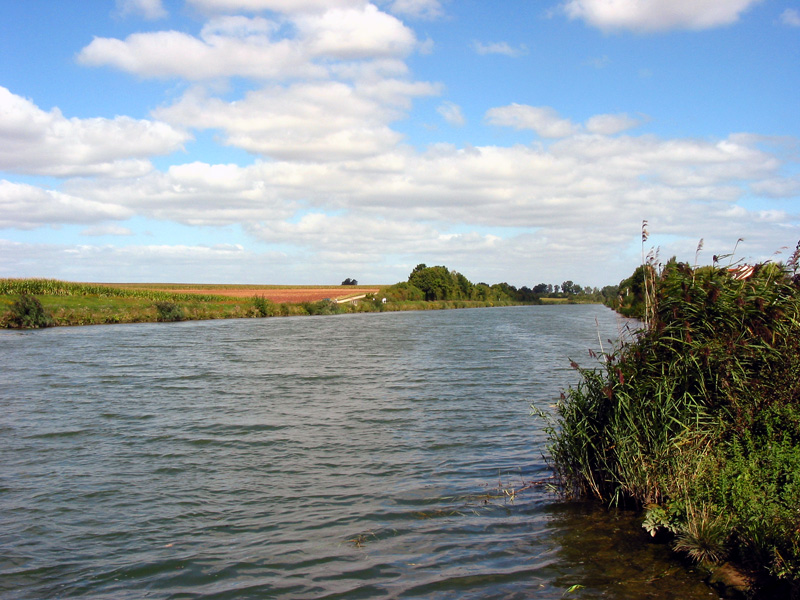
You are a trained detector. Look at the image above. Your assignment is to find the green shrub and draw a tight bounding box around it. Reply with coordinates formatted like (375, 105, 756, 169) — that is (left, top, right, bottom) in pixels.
(252, 295, 277, 317)
(302, 299, 342, 316)
(382, 281, 425, 302)
(154, 301, 185, 322)
(543, 252, 800, 591)
(5, 294, 54, 328)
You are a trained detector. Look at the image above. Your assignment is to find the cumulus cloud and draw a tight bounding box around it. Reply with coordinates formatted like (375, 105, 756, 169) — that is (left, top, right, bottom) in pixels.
(562, 0, 764, 32)
(473, 41, 527, 57)
(485, 104, 579, 138)
(59, 161, 297, 226)
(154, 79, 437, 161)
(0, 180, 132, 229)
(0, 86, 188, 177)
(51, 127, 788, 241)
(186, 0, 366, 14)
(78, 6, 416, 80)
(294, 5, 416, 59)
(117, 0, 167, 19)
(77, 21, 320, 80)
(6, 120, 796, 284)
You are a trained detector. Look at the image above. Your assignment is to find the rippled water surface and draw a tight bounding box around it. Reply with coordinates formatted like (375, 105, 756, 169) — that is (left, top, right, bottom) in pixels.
(1, 305, 721, 599)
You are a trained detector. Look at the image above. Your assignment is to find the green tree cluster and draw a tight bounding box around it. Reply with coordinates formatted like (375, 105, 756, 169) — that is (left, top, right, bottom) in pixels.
(401, 264, 522, 303)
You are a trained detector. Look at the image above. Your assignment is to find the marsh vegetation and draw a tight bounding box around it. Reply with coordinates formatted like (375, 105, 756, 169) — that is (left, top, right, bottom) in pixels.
(545, 241, 800, 597)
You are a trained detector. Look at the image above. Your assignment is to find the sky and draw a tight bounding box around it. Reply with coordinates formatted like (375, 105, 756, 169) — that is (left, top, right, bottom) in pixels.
(1, 0, 799, 287)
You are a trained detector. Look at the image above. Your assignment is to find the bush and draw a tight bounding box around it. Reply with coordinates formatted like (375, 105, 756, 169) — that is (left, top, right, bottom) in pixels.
(252, 295, 277, 317)
(5, 294, 54, 328)
(302, 299, 342, 316)
(154, 301, 185, 322)
(382, 281, 425, 302)
(543, 255, 800, 591)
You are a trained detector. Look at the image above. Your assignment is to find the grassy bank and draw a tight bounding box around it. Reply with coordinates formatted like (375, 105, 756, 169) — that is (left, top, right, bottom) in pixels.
(542, 253, 800, 596)
(0, 278, 523, 328)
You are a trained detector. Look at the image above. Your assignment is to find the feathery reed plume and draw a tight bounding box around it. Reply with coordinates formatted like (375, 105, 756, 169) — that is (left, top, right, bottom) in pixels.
(641, 220, 651, 327)
(788, 240, 800, 276)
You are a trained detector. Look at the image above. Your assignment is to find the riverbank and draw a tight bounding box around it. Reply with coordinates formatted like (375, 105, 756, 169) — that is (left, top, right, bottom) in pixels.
(0, 278, 527, 328)
(543, 258, 800, 598)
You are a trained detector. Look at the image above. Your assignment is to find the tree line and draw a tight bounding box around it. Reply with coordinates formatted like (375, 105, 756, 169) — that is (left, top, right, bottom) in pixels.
(381, 264, 618, 304)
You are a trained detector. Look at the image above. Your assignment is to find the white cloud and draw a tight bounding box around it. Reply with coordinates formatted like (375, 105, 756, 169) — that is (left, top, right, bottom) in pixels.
(385, 0, 444, 20)
(562, 0, 764, 32)
(294, 5, 416, 59)
(81, 225, 134, 236)
(437, 101, 465, 126)
(117, 0, 168, 19)
(585, 113, 642, 135)
(186, 0, 366, 14)
(78, 6, 416, 80)
(62, 161, 298, 226)
(0, 238, 288, 283)
(154, 79, 437, 161)
(473, 41, 527, 57)
(485, 104, 579, 138)
(781, 9, 800, 27)
(750, 177, 800, 198)
(55, 127, 788, 241)
(77, 23, 320, 80)
(0, 181, 132, 229)
(0, 86, 188, 177)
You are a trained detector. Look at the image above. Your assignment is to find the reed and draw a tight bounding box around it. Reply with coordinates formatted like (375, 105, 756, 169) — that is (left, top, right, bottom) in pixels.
(543, 245, 800, 593)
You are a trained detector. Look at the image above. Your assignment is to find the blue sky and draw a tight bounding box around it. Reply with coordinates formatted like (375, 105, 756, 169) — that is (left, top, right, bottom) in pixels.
(1, 0, 798, 287)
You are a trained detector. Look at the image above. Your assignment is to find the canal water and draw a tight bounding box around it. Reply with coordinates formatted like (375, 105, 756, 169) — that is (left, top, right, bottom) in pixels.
(0, 305, 721, 599)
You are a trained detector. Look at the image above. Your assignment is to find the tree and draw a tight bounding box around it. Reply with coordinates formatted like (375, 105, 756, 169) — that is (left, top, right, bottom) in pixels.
(341, 278, 358, 286)
(408, 265, 457, 301)
(562, 280, 580, 295)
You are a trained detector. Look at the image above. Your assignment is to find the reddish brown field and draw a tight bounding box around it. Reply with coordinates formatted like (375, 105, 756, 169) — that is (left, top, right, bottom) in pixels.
(138, 286, 381, 303)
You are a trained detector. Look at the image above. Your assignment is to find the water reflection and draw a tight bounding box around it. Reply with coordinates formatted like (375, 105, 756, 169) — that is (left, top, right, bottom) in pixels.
(546, 502, 722, 599)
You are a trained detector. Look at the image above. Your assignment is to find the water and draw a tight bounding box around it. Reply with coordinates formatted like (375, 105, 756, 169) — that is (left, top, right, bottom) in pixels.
(0, 305, 721, 599)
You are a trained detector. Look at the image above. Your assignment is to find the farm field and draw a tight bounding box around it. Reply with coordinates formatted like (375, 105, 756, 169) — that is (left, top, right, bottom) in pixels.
(109, 284, 383, 303)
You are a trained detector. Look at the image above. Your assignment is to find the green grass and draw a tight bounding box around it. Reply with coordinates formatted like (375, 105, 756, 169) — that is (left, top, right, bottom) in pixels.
(0, 278, 525, 328)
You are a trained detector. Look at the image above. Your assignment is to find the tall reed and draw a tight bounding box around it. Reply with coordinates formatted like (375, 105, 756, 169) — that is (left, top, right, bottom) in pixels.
(544, 248, 800, 593)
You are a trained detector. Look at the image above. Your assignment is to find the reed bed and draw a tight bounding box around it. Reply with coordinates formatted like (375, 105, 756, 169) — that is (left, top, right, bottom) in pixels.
(543, 248, 800, 595)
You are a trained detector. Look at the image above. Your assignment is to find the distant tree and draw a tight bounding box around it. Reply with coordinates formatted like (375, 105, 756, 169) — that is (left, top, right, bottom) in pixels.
(491, 282, 517, 301)
(517, 286, 539, 302)
(453, 271, 474, 299)
(562, 280, 580, 295)
(408, 265, 457, 301)
(532, 283, 549, 294)
(341, 278, 358, 285)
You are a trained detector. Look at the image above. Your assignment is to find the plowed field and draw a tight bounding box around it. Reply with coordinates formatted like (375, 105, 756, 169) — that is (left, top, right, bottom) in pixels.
(145, 286, 381, 303)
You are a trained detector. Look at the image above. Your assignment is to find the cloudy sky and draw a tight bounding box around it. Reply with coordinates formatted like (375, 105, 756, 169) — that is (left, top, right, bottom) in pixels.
(1, 0, 798, 287)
